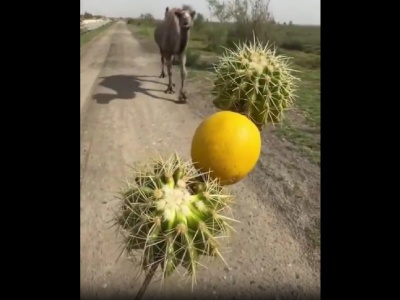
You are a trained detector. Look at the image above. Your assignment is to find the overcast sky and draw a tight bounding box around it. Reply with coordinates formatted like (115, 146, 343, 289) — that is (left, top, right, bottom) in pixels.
(80, 0, 320, 25)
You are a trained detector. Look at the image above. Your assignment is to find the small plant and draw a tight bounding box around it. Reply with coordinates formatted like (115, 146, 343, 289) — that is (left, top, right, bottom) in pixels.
(212, 35, 300, 130)
(185, 49, 201, 67)
(280, 39, 305, 51)
(114, 153, 236, 299)
(204, 26, 228, 53)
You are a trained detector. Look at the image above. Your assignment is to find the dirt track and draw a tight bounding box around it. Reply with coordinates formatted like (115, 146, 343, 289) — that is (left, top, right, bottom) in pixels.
(80, 21, 320, 299)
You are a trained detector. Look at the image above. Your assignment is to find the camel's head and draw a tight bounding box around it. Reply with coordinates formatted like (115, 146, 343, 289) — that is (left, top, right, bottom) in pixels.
(175, 9, 196, 30)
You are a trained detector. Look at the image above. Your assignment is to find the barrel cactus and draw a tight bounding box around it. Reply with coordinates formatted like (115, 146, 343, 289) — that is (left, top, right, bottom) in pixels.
(114, 153, 236, 290)
(212, 36, 300, 130)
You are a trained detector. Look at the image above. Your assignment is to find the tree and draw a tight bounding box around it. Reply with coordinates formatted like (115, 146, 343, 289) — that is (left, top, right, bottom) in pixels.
(224, 0, 276, 47)
(140, 13, 154, 21)
(194, 13, 205, 30)
(83, 12, 93, 19)
(206, 0, 231, 23)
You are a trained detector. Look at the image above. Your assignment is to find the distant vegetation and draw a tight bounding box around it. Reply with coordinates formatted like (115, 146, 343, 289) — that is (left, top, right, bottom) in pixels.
(80, 12, 115, 47)
(126, 0, 319, 59)
(127, 0, 320, 163)
(80, 12, 107, 21)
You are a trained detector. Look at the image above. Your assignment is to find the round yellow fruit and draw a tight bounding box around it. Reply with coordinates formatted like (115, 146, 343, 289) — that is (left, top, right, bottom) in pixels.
(191, 111, 262, 185)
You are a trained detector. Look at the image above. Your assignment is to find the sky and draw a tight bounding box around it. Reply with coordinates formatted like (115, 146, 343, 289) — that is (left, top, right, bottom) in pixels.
(80, 0, 320, 25)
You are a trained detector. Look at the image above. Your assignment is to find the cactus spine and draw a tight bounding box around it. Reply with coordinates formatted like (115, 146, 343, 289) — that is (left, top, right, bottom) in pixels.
(212, 36, 300, 130)
(114, 153, 236, 290)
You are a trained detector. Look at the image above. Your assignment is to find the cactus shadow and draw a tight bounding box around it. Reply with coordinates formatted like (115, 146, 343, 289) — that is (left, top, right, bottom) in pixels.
(92, 75, 182, 104)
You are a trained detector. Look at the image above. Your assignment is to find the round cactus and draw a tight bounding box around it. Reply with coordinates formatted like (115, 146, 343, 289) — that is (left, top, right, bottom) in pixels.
(212, 36, 300, 130)
(114, 152, 236, 293)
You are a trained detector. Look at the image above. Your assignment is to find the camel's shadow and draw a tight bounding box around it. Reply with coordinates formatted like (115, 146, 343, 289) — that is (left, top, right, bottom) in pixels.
(92, 75, 182, 104)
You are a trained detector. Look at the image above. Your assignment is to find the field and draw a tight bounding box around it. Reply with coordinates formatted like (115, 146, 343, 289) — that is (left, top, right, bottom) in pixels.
(131, 20, 321, 165)
(80, 15, 321, 298)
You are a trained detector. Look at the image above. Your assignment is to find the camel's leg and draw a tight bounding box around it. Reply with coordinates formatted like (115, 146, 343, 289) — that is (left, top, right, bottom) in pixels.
(178, 53, 188, 102)
(164, 56, 175, 94)
(159, 49, 165, 78)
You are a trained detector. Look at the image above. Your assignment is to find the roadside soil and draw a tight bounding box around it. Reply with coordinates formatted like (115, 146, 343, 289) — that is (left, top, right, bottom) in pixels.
(80, 21, 320, 300)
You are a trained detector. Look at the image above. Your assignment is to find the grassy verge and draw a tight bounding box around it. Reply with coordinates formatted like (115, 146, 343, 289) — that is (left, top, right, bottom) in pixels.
(129, 22, 320, 164)
(80, 21, 115, 47)
(136, 26, 154, 39)
(274, 65, 320, 164)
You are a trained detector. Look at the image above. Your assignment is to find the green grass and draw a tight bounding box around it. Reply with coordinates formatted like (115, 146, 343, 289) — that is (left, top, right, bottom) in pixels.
(80, 21, 115, 47)
(136, 26, 153, 38)
(129, 21, 320, 164)
(272, 24, 320, 53)
(275, 122, 320, 164)
(295, 68, 320, 128)
(274, 61, 320, 164)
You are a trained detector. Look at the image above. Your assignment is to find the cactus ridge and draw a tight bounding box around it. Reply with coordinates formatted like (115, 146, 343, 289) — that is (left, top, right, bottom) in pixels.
(212, 35, 300, 129)
(114, 152, 236, 288)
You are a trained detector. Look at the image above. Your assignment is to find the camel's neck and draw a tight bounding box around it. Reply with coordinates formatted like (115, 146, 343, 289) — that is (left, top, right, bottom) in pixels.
(178, 28, 190, 54)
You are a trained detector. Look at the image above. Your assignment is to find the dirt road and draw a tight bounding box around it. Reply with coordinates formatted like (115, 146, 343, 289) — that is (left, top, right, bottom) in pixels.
(80, 21, 320, 299)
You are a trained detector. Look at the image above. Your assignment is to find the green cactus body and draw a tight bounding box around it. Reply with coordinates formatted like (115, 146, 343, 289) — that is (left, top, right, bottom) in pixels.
(115, 153, 236, 287)
(212, 37, 300, 129)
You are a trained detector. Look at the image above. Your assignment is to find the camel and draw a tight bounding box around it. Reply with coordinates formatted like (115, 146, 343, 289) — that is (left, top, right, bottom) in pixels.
(163, 7, 178, 64)
(164, 6, 169, 18)
(154, 6, 196, 102)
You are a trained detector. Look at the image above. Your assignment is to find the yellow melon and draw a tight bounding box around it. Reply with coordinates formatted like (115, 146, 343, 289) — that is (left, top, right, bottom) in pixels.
(191, 111, 262, 185)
